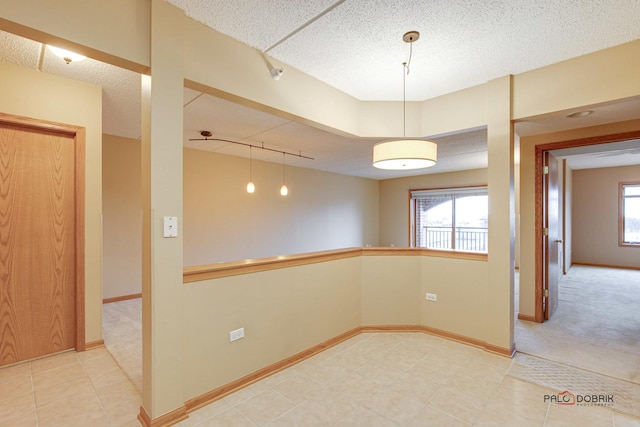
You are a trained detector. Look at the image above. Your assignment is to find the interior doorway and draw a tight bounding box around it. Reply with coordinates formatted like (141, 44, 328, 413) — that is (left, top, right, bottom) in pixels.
(534, 130, 640, 322)
(0, 114, 85, 366)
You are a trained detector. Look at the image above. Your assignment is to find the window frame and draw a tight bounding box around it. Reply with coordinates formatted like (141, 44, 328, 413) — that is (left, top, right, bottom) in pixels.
(409, 185, 488, 253)
(619, 181, 640, 247)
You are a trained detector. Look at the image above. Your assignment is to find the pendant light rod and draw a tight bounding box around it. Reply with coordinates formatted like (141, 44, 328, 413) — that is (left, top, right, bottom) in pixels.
(190, 131, 314, 160)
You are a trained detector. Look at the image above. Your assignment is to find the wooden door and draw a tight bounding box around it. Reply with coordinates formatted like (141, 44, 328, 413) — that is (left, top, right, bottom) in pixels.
(544, 152, 560, 320)
(0, 122, 77, 366)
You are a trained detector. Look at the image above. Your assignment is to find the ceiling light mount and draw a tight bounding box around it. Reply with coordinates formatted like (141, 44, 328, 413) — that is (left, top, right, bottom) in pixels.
(402, 31, 420, 43)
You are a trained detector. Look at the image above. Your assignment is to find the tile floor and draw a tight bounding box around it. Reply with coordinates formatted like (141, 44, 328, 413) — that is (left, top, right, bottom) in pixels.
(3, 265, 640, 426)
(0, 347, 141, 427)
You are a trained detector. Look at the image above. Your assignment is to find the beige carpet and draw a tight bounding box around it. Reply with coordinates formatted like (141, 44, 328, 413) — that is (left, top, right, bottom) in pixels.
(516, 265, 640, 384)
(102, 298, 142, 395)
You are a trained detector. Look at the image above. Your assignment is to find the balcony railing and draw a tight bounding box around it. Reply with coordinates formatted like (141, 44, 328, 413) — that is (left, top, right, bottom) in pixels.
(419, 226, 488, 252)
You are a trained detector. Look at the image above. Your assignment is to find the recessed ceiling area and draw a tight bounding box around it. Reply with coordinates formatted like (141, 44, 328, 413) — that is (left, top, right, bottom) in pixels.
(1, 0, 640, 179)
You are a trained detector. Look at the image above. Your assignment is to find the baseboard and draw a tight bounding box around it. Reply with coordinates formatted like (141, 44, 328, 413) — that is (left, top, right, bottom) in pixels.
(103, 293, 142, 304)
(184, 326, 362, 412)
(517, 313, 537, 322)
(572, 262, 640, 271)
(138, 405, 188, 427)
(85, 339, 105, 350)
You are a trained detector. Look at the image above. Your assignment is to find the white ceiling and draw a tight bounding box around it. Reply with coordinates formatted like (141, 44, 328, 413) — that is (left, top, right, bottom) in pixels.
(1, 0, 640, 178)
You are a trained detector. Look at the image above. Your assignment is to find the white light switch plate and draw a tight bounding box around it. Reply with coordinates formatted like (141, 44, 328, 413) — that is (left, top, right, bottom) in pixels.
(163, 216, 178, 237)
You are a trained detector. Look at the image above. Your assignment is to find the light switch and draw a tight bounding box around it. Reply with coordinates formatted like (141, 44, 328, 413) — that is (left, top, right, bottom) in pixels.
(163, 216, 178, 238)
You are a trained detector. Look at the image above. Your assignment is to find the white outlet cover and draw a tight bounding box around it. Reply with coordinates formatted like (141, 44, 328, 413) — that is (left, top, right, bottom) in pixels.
(229, 327, 245, 342)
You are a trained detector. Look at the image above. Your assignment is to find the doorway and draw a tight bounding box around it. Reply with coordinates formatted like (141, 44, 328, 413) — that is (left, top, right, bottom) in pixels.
(534, 130, 640, 321)
(0, 114, 85, 366)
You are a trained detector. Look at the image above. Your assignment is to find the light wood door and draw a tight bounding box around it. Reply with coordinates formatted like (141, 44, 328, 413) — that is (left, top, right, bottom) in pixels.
(544, 152, 560, 320)
(0, 122, 77, 366)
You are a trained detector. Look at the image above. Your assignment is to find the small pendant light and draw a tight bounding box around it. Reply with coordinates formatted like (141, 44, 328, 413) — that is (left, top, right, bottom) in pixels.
(280, 152, 288, 196)
(246, 146, 255, 193)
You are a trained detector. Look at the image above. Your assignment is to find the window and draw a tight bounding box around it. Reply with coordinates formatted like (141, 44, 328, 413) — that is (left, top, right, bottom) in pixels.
(410, 186, 488, 252)
(620, 182, 640, 246)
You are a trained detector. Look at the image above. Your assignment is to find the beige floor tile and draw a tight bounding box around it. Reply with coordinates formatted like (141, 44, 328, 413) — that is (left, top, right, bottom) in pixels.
(333, 405, 398, 426)
(388, 371, 441, 405)
(0, 392, 36, 420)
(30, 351, 78, 374)
(216, 382, 270, 407)
(300, 388, 360, 425)
(195, 407, 255, 427)
(302, 359, 352, 386)
(48, 409, 109, 427)
(36, 390, 104, 426)
(486, 376, 552, 423)
(31, 362, 86, 390)
(33, 374, 95, 407)
(271, 373, 325, 404)
(545, 403, 613, 427)
(268, 405, 328, 426)
(328, 375, 386, 403)
(0, 409, 38, 427)
(614, 412, 640, 427)
(0, 362, 31, 385)
(104, 398, 141, 427)
(474, 403, 543, 427)
(428, 385, 486, 425)
(405, 406, 471, 427)
(362, 388, 425, 425)
(0, 376, 33, 403)
(94, 377, 140, 410)
(353, 357, 404, 385)
(235, 389, 295, 426)
(181, 399, 234, 427)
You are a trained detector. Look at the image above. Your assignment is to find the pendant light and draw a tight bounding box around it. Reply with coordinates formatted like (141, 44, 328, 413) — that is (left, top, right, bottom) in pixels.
(280, 153, 288, 196)
(373, 31, 437, 170)
(246, 146, 255, 193)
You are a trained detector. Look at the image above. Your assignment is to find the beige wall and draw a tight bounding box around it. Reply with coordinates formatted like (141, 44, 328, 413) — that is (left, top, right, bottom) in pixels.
(572, 165, 640, 268)
(378, 168, 489, 247)
(0, 60, 103, 343)
(361, 256, 421, 325)
(518, 119, 640, 317)
(102, 135, 142, 299)
(183, 253, 490, 402)
(183, 148, 380, 266)
(421, 256, 488, 340)
(183, 258, 362, 400)
(564, 164, 573, 272)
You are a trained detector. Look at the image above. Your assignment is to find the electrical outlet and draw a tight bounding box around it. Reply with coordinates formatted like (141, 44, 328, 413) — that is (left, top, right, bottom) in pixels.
(229, 327, 244, 342)
(426, 293, 437, 302)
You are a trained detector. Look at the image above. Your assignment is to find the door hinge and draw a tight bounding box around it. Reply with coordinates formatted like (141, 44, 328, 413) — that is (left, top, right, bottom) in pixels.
(544, 289, 549, 298)
(543, 165, 549, 175)
(543, 227, 549, 236)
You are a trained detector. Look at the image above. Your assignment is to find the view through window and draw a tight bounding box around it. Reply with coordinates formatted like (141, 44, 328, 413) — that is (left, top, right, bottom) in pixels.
(411, 186, 488, 252)
(620, 182, 640, 246)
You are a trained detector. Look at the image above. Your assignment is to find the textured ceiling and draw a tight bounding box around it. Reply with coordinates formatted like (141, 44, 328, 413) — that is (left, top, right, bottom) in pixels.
(1, 0, 640, 179)
(167, 0, 640, 101)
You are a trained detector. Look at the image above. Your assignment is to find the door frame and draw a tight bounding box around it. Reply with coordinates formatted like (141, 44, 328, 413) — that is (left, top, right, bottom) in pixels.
(0, 112, 86, 351)
(534, 129, 640, 322)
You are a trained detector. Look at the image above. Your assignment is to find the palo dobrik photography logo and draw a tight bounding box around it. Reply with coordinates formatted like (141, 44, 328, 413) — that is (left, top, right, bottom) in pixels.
(544, 391, 614, 407)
